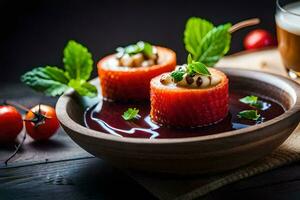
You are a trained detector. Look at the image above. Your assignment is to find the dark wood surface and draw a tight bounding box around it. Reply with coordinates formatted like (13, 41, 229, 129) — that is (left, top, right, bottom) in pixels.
(2, 84, 300, 200)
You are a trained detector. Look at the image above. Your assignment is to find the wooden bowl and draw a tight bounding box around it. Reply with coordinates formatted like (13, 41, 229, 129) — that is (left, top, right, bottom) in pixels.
(56, 68, 300, 175)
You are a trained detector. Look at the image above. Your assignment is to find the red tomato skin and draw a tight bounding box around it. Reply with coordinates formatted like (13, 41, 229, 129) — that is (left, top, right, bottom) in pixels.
(98, 46, 176, 101)
(25, 105, 60, 141)
(244, 29, 276, 50)
(150, 68, 229, 127)
(0, 106, 23, 143)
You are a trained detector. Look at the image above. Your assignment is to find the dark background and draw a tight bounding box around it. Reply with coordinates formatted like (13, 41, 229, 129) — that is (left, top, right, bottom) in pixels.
(0, 0, 276, 83)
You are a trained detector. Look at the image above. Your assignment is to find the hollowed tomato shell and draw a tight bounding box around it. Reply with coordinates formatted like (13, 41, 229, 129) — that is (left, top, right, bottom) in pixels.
(150, 68, 229, 127)
(97, 46, 176, 101)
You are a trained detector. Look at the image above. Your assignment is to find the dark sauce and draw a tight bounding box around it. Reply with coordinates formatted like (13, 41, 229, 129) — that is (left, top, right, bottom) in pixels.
(84, 91, 285, 139)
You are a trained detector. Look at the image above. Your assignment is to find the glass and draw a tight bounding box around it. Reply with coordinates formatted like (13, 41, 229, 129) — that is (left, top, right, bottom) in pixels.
(276, 0, 300, 79)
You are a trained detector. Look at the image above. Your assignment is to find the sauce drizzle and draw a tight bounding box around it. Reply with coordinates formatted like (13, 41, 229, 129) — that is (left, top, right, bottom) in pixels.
(84, 91, 285, 139)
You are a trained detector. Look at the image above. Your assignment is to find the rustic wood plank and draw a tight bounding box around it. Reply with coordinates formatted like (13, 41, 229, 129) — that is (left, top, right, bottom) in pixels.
(0, 157, 155, 200)
(2, 156, 300, 200)
(216, 48, 287, 76)
(0, 129, 92, 168)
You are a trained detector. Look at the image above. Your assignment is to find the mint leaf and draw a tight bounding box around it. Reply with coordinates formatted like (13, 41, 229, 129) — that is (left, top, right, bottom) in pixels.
(187, 54, 193, 64)
(198, 23, 231, 66)
(63, 40, 93, 81)
(68, 80, 97, 98)
(122, 108, 140, 120)
(21, 67, 69, 96)
(238, 110, 260, 121)
(184, 17, 214, 57)
(187, 61, 211, 76)
(22, 40, 97, 97)
(239, 95, 258, 105)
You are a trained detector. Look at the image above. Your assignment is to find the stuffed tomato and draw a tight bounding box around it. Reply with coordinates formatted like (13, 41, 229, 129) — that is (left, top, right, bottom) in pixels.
(150, 63, 229, 127)
(97, 41, 176, 101)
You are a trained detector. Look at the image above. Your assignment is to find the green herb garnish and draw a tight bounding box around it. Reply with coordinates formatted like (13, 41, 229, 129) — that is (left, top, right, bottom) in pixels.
(187, 60, 211, 76)
(239, 95, 264, 109)
(116, 41, 154, 57)
(122, 108, 140, 121)
(170, 54, 210, 82)
(170, 69, 185, 82)
(239, 95, 258, 104)
(238, 110, 261, 121)
(184, 17, 231, 67)
(251, 101, 264, 109)
(21, 40, 97, 97)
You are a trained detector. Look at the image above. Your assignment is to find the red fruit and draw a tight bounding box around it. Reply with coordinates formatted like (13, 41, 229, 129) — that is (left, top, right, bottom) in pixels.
(150, 68, 229, 127)
(244, 29, 276, 50)
(25, 105, 60, 141)
(0, 105, 23, 143)
(97, 46, 176, 101)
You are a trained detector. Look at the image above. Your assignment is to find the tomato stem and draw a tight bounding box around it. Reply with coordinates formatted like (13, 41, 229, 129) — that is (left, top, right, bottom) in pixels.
(4, 131, 26, 166)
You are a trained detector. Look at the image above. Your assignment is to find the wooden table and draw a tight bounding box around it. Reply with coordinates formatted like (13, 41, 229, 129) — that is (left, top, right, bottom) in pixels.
(2, 50, 300, 199)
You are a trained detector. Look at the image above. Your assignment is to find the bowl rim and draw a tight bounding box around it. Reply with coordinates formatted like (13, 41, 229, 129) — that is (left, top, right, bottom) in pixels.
(56, 68, 300, 144)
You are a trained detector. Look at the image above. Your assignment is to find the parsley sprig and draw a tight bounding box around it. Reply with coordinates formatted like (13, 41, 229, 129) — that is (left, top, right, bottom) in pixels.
(116, 41, 154, 58)
(21, 40, 97, 97)
(239, 95, 264, 109)
(170, 54, 210, 82)
(186, 54, 211, 76)
(184, 17, 231, 67)
(170, 69, 185, 82)
(238, 110, 261, 121)
(122, 108, 140, 121)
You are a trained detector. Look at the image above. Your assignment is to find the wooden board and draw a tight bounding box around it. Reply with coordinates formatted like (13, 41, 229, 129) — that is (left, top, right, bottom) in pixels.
(216, 48, 287, 76)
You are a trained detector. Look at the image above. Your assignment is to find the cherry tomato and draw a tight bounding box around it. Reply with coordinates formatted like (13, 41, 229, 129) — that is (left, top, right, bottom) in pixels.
(244, 29, 276, 50)
(0, 105, 23, 143)
(25, 104, 60, 141)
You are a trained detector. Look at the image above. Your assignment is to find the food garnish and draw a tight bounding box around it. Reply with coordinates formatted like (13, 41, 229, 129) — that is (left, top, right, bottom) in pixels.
(21, 40, 97, 97)
(115, 41, 158, 68)
(162, 16, 234, 88)
(184, 17, 231, 67)
(116, 41, 154, 57)
(238, 110, 261, 121)
(170, 69, 185, 82)
(122, 108, 140, 121)
(239, 95, 258, 104)
(239, 95, 266, 109)
(162, 54, 218, 88)
(170, 55, 210, 81)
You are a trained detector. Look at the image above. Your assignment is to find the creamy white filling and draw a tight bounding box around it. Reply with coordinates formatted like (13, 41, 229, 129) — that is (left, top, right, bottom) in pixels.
(109, 47, 158, 68)
(160, 65, 221, 88)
